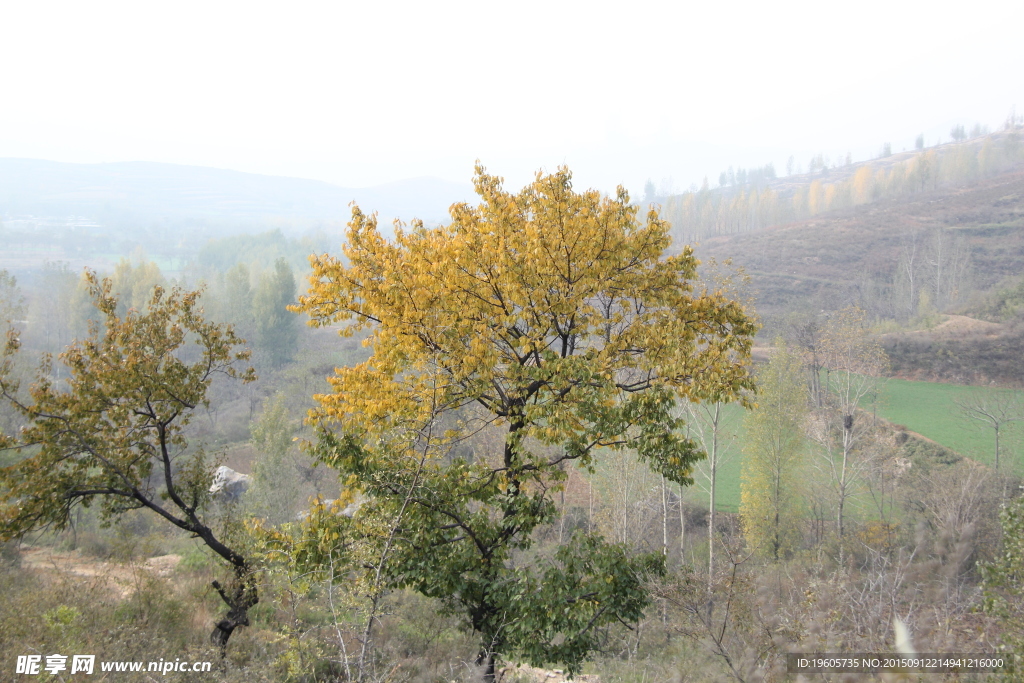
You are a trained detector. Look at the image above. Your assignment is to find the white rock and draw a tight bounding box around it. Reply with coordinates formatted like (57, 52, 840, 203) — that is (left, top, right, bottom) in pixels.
(209, 466, 252, 501)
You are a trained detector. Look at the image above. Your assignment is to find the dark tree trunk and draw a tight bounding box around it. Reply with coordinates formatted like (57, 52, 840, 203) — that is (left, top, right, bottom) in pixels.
(478, 651, 496, 683)
(210, 573, 259, 653)
(211, 611, 248, 650)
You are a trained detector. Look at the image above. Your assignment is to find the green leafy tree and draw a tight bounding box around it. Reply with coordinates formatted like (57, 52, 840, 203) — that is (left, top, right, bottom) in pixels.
(0, 271, 26, 439)
(248, 393, 300, 524)
(0, 273, 257, 650)
(982, 495, 1024, 673)
(222, 263, 254, 325)
(253, 257, 298, 368)
(643, 178, 656, 203)
(110, 255, 165, 313)
(27, 263, 93, 358)
(740, 342, 807, 559)
(289, 165, 757, 679)
(0, 270, 24, 330)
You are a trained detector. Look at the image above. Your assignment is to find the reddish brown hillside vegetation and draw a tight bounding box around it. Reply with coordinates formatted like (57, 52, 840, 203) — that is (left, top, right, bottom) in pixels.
(693, 170, 1024, 385)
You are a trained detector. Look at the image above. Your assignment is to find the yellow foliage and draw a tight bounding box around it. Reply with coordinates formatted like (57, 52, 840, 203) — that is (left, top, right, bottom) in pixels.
(857, 520, 898, 552)
(853, 166, 873, 204)
(740, 343, 806, 559)
(286, 166, 761, 671)
(808, 180, 824, 216)
(294, 164, 758, 479)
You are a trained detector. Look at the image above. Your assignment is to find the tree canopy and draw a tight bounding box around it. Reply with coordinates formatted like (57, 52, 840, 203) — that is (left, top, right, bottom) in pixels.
(290, 164, 758, 678)
(0, 273, 258, 649)
(741, 341, 807, 559)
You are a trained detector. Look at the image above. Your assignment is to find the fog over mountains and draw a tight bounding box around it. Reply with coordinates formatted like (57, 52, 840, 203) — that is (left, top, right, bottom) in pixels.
(0, 158, 475, 228)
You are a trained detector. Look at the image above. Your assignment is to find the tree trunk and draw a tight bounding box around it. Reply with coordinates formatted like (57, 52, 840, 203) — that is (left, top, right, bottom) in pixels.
(708, 404, 719, 590)
(678, 482, 686, 566)
(588, 477, 593, 531)
(772, 509, 780, 561)
(661, 474, 668, 558)
(837, 496, 845, 539)
(995, 425, 1001, 471)
(210, 608, 249, 651)
(210, 573, 259, 653)
(836, 415, 853, 538)
(478, 650, 496, 683)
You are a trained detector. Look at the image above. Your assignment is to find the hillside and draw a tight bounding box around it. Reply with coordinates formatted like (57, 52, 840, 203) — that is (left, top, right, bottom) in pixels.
(0, 158, 473, 226)
(692, 169, 1024, 385)
(696, 169, 1024, 312)
(0, 159, 476, 279)
(696, 167, 1024, 385)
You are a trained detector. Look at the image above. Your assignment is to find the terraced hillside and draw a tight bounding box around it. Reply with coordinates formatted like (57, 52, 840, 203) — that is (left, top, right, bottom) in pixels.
(696, 170, 1024, 315)
(693, 170, 1024, 385)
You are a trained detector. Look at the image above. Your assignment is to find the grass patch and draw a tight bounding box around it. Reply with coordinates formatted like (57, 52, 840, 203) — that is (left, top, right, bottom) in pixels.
(876, 378, 1024, 471)
(697, 403, 748, 513)
(685, 378, 1024, 513)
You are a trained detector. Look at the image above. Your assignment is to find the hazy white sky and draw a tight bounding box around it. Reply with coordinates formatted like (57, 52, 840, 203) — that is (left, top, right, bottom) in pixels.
(2, 0, 1021, 197)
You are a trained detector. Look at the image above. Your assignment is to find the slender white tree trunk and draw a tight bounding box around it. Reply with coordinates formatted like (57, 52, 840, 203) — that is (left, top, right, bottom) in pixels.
(708, 404, 720, 588)
(661, 474, 668, 558)
(678, 482, 686, 566)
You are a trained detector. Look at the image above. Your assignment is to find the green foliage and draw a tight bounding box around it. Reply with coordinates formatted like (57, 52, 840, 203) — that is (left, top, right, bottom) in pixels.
(0, 272, 261, 649)
(299, 431, 667, 676)
(223, 263, 255, 330)
(251, 393, 294, 462)
(110, 255, 165, 314)
(493, 534, 663, 669)
(899, 433, 960, 469)
(43, 604, 81, 632)
(0, 269, 24, 329)
(253, 258, 298, 368)
(982, 495, 1024, 666)
(199, 257, 298, 369)
(196, 229, 309, 275)
(290, 164, 757, 675)
(0, 273, 252, 536)
(0, 271, 27, 438)
(984, 276, 1024, 321)
(24, 262, 94, 358)
(717, 164, 776, 189)
(247, 393, 301, 524)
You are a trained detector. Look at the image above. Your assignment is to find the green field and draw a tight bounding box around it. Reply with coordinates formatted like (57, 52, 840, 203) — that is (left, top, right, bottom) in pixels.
(876, 378, 1024, 472)
(679, 379, 1024, 514)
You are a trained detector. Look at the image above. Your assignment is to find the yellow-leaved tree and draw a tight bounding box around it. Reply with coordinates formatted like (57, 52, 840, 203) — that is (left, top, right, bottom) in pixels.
(740, 341, 807, 560)
(289, 165, 757, 680)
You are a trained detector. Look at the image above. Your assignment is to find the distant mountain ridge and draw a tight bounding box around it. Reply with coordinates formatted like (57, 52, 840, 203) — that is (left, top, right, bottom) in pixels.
(0, 158, 475, 227)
